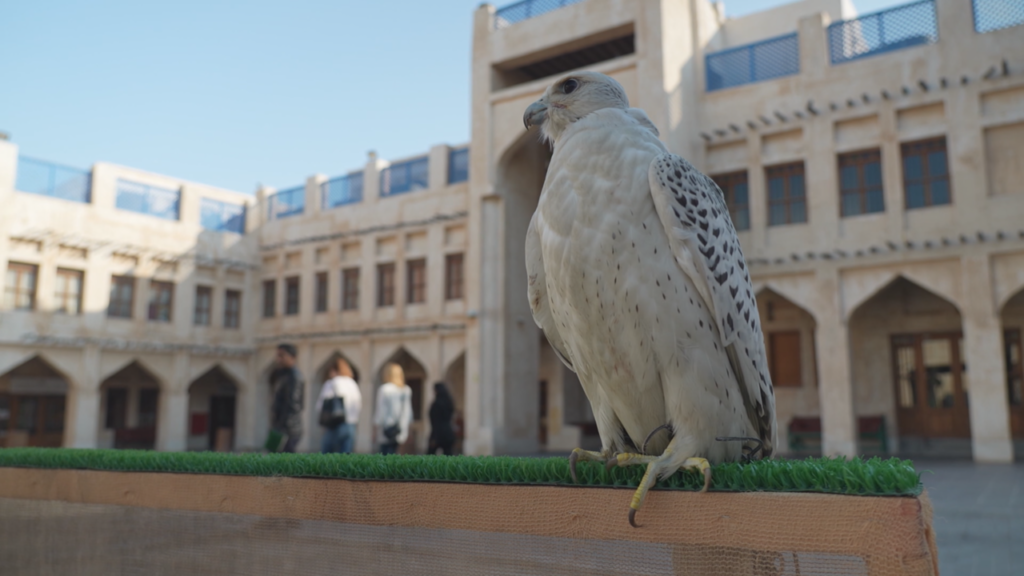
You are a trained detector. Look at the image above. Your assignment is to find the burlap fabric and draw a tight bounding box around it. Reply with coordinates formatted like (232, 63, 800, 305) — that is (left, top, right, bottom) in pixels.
(0, 468, 937, 575)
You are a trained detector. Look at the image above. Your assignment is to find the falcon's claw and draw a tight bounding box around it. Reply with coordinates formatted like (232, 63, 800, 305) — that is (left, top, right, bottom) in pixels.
(568, 448, 607, 483)
(605, 456, 619, 471)
(628, 507, 640, 528)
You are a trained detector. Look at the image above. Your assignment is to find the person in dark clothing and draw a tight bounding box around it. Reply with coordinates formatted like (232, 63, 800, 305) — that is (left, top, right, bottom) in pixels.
(427, 382, 456, 456)
(270, 343, 305, 453)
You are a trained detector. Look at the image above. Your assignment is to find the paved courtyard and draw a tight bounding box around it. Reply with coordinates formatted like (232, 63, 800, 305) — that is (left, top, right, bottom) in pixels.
(915, 459, 1024, 575)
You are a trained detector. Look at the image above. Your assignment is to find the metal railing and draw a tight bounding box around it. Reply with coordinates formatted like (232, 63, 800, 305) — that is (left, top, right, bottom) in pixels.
(380, 156, 429, 197)
(268, 186, 305, 220)
(15, 157, 92, 203)
(200, 198, 247, 233)
(828, 0, 937, 65)
(705, 33, 800, 92)
(321, 172, 364, 209)
(973, 0, 1024, 33)
(494, 0, 586, 29)
(448, 147, 469, 184)
(115, 179, 180, 221)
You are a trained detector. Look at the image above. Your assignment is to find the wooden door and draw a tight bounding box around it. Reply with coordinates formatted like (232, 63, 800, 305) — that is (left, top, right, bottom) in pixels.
(892, 333, 971, 438)
(208, 396, 236, 450)
(1, 395, 65, 447)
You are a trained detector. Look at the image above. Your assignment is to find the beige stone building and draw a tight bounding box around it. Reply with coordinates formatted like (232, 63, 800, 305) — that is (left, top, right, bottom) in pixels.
(2, 0, 1023, 461)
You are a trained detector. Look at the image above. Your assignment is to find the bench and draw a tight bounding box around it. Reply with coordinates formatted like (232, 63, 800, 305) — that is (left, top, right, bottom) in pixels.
(788, 415, 888, 454)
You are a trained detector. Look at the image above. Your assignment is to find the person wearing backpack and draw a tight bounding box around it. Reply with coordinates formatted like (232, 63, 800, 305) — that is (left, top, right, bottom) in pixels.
(315, 357, 361, 454)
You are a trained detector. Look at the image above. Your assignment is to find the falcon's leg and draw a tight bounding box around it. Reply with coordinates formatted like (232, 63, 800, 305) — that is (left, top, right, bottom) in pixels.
(569, 447, 613, 483)
(607, 439, 711, 528)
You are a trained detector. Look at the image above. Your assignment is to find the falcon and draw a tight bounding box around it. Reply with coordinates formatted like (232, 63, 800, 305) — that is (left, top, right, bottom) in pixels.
(523, 72, 777, 527)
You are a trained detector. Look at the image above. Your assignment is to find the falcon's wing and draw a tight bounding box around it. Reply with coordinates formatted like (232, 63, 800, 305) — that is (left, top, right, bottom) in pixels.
(647, 153, 777, 457)
(526, 210, 575, 372)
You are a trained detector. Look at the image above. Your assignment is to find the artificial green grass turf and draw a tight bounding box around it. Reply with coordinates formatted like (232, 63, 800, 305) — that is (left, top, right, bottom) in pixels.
(0, 448, 921, 496)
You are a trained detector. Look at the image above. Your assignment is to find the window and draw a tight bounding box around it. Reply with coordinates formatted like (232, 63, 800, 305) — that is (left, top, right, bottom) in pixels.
(194, 285, 212, 326)
(321, 172, 364, 209)
(224, 290, 241, 329)
(115, 179, 180, 220)
(268, 186, 305, 220)
(710, 171, 750, 231)
(148, 281, 174, 322)
(377, 263, 395, 307)
(445, 253, 464, 300)
(5, 262, 38, 310)
(448, 147, 469, 184)
(105, 388, 127, 429)
(108, 276, 135, 318)
(315, 272, 328, 313)
(768, 331, 802, 387)
(407, 259, 427, 304)
(54, 268, 84, 314)
(284, 276, 300, 316)
(262, 280, 276, 318)
(200, 198, 246, 233)
(380, 157, 429, 197)
(902, 137, 951, 209)
(766, 162, 807, 226)
(342, 268, 360, 311)
(838, 149, 884, 217)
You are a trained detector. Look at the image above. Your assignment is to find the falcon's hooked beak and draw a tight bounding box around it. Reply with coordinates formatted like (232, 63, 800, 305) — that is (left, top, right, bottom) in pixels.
(523, 100, 547, 130)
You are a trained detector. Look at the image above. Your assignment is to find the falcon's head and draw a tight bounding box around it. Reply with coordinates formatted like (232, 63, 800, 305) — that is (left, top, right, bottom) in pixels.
(523, 71, 629, 143)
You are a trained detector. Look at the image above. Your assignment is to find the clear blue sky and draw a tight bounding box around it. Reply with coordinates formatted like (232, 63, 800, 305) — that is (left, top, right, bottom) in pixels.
(0, 0, 904, 194)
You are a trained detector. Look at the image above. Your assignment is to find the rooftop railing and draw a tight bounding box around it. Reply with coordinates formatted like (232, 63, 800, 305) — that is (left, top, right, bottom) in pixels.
(828, 0, 937, 65)
(494, 0, 586, 29)
(448, 147, 469, 184)
(268, 186, 305, 220)
(973, 0, 1024, 33)
(380, 156, 429, 198)
(321, 172, 364, 209)
(200, 198, 247, 234)
(705, 33, 800, 92)
(115, 179, 180, 221)
(15, 156, 92, 203)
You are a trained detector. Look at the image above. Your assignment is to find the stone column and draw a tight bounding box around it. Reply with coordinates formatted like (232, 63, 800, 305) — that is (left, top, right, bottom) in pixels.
(356, 339, 374, 453)
(815, 269, 858, 457)
(64, 345, 102, 448)
(961, 254, 1014, 462)
(156, 352, 190, 452)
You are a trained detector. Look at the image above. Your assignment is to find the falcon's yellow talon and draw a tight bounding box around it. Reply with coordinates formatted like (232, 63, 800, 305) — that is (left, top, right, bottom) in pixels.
(568, 447, 608, 483)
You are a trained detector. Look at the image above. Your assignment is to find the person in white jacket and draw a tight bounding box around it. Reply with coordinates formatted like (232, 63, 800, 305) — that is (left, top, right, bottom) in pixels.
(374, 362, 413, 455)
(315, 357, 361, 454)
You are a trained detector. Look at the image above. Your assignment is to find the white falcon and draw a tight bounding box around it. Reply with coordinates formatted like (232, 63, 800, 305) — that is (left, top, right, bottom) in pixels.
(523, 72, 777, 526)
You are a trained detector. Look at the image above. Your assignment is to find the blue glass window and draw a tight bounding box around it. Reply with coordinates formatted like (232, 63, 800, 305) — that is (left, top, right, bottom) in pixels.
(448, 148, 469, 184)
(380, 157, 429, 197)
(321, 172, 364, 209)
(838, 149, 885, 217)
(710, 171, 750, 231)
(16, 157, 91, 203)
(766, 162, 807, 226)
(268, 186, 305, 220)
(902, 137, 950, 209)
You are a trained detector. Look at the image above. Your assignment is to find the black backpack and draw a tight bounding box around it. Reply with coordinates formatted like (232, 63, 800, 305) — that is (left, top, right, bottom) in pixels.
(319, 396, 346, 428)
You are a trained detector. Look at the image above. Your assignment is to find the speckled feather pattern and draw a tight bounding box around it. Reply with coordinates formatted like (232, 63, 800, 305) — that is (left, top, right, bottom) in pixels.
(527, 107, 777, 471)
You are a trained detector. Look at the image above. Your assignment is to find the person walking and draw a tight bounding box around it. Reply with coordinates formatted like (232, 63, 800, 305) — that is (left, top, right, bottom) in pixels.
(427, 382, 456, 456)
(270, 343, 305, 453)
(374, 363, 412, 455)
(315, 357, 362, 454)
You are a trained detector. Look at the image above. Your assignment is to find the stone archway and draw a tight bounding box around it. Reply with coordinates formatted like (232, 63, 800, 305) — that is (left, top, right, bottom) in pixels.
(1000, 288, 1024, 456)
(755, 288, 819, 456)
(98, 361, 163, 450)
(849, 276, 967, 458)
(187, 366, 240, 451)
(0, 355, 71, 448)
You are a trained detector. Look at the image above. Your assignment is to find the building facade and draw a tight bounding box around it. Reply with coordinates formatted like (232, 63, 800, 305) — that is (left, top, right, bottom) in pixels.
(2, 0, 1023, 461)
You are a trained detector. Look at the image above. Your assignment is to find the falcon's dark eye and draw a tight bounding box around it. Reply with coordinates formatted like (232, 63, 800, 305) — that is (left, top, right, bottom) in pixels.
(562, 78, 579, 94)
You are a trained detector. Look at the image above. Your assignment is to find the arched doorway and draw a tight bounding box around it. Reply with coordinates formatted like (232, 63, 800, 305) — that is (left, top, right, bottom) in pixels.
(443, 352, 465, 454)
(311, 351, 361, 451)
(187, 366, 239, 452)
(1000, 288, 1024, 457)
(0, 356, 69, 447)
(378, 347, 427, 454)
(849, 277, 968, 457)
(98, 361, 161, 450)
(755, 288, 820, 456)
(494, 131, 552, 454)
